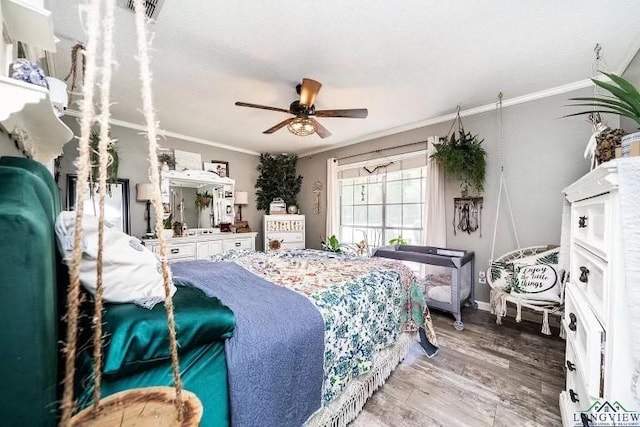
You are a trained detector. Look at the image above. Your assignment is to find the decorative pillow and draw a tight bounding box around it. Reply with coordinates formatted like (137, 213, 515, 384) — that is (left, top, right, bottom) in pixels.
(55, 211, 175, 308)
(490, 247, 560, 292)
(489, 261, 514, 290)
(510, 264, 563, 304)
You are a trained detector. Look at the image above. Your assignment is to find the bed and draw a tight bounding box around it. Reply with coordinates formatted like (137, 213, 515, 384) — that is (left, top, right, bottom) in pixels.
(0, 156, 438, 427)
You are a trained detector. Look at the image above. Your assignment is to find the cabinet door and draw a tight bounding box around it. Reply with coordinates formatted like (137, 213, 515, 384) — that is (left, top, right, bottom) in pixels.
(197, 241, 224, 259)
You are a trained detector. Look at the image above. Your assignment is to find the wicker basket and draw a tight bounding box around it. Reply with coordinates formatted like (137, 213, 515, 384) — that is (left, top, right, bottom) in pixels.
(70, 387, 202, 427)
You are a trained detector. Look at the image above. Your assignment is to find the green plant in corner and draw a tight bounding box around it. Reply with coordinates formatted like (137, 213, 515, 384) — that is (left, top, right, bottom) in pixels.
(431, 126, 486, 196)
(321, 235, 343, 253)
(388, 236, 408, 245)
(565, 72, 640, 127)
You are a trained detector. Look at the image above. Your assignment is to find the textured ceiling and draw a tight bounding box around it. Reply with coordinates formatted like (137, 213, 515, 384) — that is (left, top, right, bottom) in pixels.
(48, 1, 640, 155)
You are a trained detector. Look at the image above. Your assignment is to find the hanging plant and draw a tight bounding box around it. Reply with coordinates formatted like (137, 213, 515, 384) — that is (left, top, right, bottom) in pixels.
(255, 153, 303, 212)
(431, 112, 486, 195)
(88, 128, 119, 194)
(195, 191, 213, 210)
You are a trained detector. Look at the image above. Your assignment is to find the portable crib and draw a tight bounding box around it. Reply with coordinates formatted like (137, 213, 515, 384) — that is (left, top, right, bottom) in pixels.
(374, 245, 476, 330)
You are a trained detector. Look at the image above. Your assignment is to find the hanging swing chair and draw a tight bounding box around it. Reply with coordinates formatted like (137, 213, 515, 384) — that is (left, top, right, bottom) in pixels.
(59, 0, 203, 425)
(486, 94, 564, 337)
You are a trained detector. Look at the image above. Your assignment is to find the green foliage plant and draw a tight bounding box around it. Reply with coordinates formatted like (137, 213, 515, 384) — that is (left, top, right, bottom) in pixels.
(431, 129, 486, 194)
(566, 72, 640, 127)
(388, 236, 408, 245)
(255, 153, 303, 212)
(321, 235, 343, 253)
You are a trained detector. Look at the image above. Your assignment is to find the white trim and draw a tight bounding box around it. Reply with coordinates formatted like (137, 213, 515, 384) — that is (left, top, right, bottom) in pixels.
(475, 300, 491, 312)
(300, 78, 595, 157)
(337, 149, 427, 170)
(64, 109, 261, 156)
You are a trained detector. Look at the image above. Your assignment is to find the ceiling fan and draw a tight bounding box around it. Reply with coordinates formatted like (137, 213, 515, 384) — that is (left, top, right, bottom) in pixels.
(235, 78, 368, 138)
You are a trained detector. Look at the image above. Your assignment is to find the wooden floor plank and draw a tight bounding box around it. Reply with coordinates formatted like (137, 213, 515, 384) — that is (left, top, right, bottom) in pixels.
(354, 308, 565, 427)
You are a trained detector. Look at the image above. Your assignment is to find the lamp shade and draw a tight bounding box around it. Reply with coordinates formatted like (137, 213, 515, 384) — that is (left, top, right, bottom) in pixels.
(235, 191, 249, 205)
(136, 182, 155, 201)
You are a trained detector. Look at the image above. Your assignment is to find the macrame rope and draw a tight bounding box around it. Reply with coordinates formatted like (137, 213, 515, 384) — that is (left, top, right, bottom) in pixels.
(490, 93, 522, 261)
(132, 0, 184, 416)
(91, 0, 116, 411)
(60, 0, 101, 424)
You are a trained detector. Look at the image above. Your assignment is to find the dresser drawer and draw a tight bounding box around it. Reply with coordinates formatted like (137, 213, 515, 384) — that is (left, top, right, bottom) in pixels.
(267, 232, 304, 243)
(570, 244, 607, 321)
(196, 241, 223, 259)
(223, 238, 253, 252)
(571, 193, 610, 260)
(565, 334, 601, 401)
(564, 284, 604, 401)
(165, 243, 196, 260)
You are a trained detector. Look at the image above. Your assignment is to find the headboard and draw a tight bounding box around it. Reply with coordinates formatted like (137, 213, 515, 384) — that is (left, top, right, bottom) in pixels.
(0, 157, 60, 426)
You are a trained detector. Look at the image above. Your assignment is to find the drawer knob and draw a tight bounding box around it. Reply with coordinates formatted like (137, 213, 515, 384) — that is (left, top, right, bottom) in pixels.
(581, 413, 591, 427)
(235, 242, 241, 247)
(566, 360, 576, 371)
(170, 248, 179, 254)
(578, 216, 588, 228)
(569, 388, 580, 403)
(568, 313, 577, 331)
(579, 266, 590, 283)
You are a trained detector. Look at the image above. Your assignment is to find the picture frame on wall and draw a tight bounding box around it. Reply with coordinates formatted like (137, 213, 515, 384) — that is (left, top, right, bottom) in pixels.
(174, 149, 202, 171)
(204, 160, 230, 178)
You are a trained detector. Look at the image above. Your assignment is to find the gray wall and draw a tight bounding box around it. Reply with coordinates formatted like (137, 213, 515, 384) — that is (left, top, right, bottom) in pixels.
(59, 118, 264, 250)
(298, 88, 598, 303)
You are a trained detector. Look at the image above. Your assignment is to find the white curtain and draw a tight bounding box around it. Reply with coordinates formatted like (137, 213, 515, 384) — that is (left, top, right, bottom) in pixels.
(424, 136, 446, 247)
(326, 158, 340, 238)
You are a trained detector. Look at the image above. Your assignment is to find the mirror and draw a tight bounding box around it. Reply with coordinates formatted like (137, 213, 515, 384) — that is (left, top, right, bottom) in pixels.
(66, 175, 131, 234)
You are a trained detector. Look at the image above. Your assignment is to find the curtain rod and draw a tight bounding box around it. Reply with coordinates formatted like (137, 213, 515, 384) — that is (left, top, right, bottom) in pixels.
(334, 139, 428, 162)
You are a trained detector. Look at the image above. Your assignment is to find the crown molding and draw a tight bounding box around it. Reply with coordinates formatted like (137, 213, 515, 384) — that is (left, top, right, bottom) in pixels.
(64, 109, 261, 156)
(300, 78, 595, 157)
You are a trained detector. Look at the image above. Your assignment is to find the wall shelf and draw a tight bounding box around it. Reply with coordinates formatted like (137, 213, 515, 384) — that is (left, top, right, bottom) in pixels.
(0, 75, 73, 162)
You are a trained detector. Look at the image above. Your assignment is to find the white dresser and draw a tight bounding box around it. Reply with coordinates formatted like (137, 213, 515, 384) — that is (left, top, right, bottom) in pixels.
(264, 214, 305, 251)
(144, 232, 257, 262)
(560, 160, 639, 426)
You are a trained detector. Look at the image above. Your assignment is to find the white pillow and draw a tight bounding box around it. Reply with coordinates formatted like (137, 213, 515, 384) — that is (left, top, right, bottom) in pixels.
(55, 211, 175, 308)
(509, 264, 563, 304)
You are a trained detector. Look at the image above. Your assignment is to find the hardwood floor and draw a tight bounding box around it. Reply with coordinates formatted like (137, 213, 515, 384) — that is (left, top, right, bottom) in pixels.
(353, 308, 566, 427)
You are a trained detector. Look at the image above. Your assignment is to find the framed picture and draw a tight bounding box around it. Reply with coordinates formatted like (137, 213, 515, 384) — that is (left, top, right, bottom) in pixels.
(66, 175, 131, 234)
(174, 149, 202, 171)
(204, 160, 229, 178)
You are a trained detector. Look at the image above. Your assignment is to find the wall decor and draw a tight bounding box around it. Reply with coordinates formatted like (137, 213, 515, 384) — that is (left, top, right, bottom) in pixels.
(204, 160, 230, 178)
(255, 153, 303, 212)
(452, 197, 483, 236)
(312, 181, 322, 215)
(67, 174, 131, 234)
(174, 149, 202, 171)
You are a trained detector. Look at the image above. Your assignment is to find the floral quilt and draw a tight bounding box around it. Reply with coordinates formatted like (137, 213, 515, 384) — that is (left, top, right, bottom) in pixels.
(214, 249, 437, 403)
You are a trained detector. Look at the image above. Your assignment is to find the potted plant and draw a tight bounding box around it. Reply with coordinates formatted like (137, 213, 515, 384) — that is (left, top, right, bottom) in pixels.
(321, 235, 344, 254)
(162, 214, 174, 239)
(566, 72, 640, 156)
(431, 128, 487, 197)
(88, 128, 119, 194)
(158, 152, 175, 171)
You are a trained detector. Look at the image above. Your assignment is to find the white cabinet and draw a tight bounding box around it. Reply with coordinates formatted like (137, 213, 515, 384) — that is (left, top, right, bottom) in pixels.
(264, 214, 305, 251)
(144, 232, 257, 263)
(559, 159, 639, 426)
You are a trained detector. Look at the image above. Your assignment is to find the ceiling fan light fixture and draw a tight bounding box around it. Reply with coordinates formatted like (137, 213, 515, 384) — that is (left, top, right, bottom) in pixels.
(287, 117, 316, 136)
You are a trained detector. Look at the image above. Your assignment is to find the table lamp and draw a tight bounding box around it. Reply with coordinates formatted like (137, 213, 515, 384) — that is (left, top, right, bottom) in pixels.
(235, 191, 248, 222)
(136, 182, 155, 237)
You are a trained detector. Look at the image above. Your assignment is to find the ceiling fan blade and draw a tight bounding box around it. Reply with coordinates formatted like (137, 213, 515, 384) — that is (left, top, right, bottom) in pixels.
(315, 108, 368, 118)
(310, 118, 331, 139)
(299, 78, 322, 107)
(263, 118, 296, 134)
(235, 102, 290, 114)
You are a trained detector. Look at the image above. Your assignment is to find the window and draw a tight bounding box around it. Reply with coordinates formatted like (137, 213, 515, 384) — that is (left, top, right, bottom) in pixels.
(339, 167, 426, 248)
